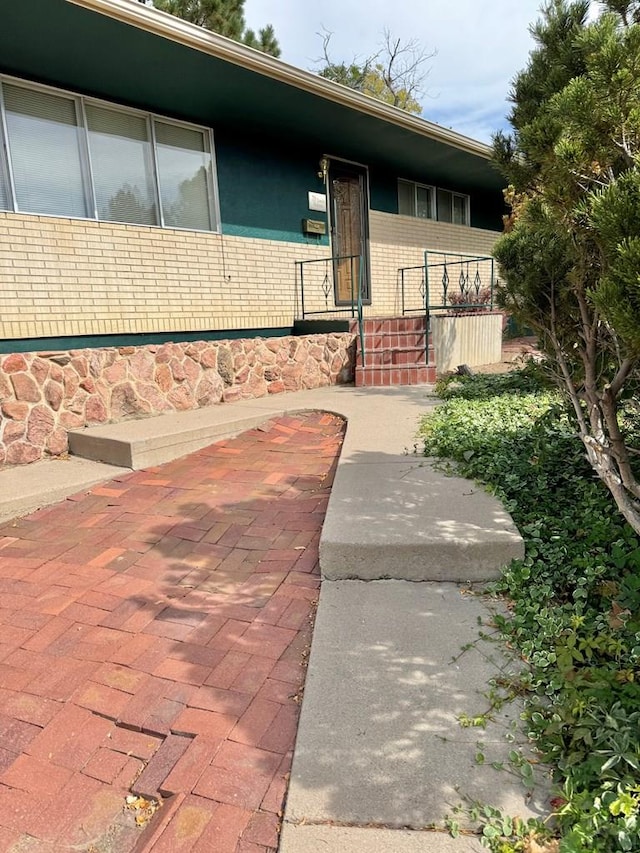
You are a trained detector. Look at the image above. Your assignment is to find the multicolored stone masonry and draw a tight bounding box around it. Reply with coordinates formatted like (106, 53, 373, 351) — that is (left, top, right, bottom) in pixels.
(0, 334, 356, 465)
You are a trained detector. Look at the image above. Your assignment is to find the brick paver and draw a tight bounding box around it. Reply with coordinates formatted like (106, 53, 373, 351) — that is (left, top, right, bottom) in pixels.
(0, 412, 345, 853)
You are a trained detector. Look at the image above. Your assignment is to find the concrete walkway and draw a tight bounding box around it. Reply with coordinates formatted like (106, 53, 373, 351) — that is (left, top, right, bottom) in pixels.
(0, 384, 548, 851)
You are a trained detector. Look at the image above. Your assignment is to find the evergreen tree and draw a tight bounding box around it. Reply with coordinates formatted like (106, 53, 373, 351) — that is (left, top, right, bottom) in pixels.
(153, 0, 280, 57)
(493, 0, 640, 533)
(243, 24, 281, 58)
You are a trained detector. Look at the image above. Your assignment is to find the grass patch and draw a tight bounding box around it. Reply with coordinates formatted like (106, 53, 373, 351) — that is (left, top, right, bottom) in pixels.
(421, 367, 640, 852)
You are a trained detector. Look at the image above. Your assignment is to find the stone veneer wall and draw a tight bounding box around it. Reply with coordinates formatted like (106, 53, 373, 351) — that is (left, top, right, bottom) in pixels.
(0, 333, 356, 465)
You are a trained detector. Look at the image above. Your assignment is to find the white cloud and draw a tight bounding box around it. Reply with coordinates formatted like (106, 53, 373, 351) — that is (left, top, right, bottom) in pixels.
(244, 0, 601, 143)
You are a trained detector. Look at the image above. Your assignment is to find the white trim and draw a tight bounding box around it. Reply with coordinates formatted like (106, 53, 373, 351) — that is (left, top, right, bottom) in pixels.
(207, 128, 222, 235)
(452, 191, 470, 227)
(148, 112, 164, 227)
(399, 177, 470, 225)
(0, 83, 17, 212)
(323, 153, 369, 171)
(66, 0, 492, 160)
(398, 177, 436, 220)
(0, 72, 220, 142)
(439, 188, 470, 227)
(1, 72, 218, 138)
(79, 97, 99, 220)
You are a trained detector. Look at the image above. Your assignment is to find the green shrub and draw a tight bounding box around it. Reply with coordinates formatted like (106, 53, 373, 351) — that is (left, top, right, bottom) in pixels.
(421, 369, 640, 852)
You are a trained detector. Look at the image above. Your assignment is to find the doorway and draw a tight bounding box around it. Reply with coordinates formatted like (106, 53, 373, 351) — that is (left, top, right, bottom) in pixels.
(328, 160, 371, 305)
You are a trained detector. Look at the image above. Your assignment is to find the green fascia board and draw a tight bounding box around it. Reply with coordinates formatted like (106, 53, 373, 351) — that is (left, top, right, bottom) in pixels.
(0, 0, 505, 196)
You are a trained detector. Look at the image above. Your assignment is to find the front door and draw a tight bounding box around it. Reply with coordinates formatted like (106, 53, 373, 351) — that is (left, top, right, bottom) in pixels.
(328, 161, 370, 305)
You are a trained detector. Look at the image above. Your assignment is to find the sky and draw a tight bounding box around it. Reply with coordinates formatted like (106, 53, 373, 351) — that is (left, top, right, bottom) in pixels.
(244, 0, 600, 144)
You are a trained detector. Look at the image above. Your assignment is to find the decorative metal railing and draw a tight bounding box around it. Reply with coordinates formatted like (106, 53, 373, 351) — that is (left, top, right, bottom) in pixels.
(399, 252, 495, 317)
(295, 254, 362, 319)
(399, 264, 428, 315)
(398, 263, 430, 364)
(294, 254, 366, 365)
(426, 252, 495, 312)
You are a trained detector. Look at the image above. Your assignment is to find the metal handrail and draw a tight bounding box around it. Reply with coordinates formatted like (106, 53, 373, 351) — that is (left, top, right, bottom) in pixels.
(400, 254, 495, 314)
(356, 256, 365, 368)
(399, 264, 427, 315)
(295, 254, 363, 319)
(424, 252, 495, 312)
(400, 252, 496, 366)
(398, 263, 429, 363)
(294, 252, 366, 369)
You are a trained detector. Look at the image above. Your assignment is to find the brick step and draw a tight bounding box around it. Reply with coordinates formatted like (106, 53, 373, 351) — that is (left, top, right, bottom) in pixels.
(358, 331, 429, 349)
(355, 346, 432, 367)
(355, 364, 436, 387)
(350, 316, 428, 335)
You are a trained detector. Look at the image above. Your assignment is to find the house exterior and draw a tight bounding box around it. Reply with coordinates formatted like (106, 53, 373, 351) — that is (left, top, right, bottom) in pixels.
(0, 0, 506, 464)
(0, 0, 504, 350)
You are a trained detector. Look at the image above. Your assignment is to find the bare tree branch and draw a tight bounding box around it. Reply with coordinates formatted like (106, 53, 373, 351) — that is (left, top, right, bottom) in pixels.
(314, 28, 434, 114)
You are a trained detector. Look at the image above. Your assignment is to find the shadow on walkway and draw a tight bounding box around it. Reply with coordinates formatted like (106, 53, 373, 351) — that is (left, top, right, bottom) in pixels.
(0, 411, 344, 853)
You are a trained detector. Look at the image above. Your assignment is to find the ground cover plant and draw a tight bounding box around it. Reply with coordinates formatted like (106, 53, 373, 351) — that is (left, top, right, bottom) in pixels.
(420, 366, 640, 852)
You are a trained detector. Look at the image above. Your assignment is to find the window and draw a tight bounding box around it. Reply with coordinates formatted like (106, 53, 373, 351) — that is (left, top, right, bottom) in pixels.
(86, 104, 157, 225)
(4, 84, 88, 218)
(0, 165, 8, 211)
(398, 179, 434, 219)
(0, 131, 10, 212)
(452, 193, 468, 225)
(437, 188, 469, 225)
(398, 179, 469, 226)
(155, 121, 214, 231)
(0, 76, 218, 232)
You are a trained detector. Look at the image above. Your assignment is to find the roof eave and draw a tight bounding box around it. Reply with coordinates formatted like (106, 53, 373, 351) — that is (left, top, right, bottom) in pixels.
(66, 0, 492, 160)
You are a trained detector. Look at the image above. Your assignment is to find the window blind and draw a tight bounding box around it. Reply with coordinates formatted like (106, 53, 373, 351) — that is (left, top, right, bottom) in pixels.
(453, 194, 467, 225)
(155, 121, 213, 230)
(3, 84, 87, 217)
(0, 77, 219, 232)
(0, 154, 9, 210)
(416, 185, 433, 219)
(86, 104, 157, 226)
(397, 180, 414, 216)
(437, 189, 453, 223)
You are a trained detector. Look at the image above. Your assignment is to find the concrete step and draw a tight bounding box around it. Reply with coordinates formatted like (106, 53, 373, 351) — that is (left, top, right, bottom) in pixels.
(67, 406, 276, 469)
(66, 388, 523, 585)
(320, 458, 523, 581)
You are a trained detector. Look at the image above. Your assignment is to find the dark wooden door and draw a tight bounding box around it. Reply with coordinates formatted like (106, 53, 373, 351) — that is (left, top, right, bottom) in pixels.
(329, 162, 370, 305)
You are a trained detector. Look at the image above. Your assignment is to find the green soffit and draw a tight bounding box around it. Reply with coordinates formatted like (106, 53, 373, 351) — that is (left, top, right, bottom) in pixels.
(0, 0, 504, 194)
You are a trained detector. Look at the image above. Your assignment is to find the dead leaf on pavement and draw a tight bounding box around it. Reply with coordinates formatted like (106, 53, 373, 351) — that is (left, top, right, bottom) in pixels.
(124, 794, 160, 828)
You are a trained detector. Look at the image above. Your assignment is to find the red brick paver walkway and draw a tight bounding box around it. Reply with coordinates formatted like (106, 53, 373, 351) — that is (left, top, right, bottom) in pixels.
(0, 412, 345, 853)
